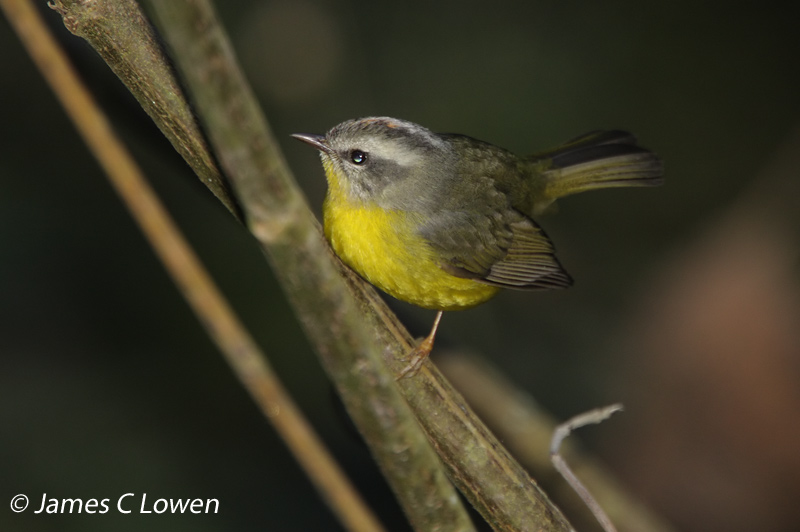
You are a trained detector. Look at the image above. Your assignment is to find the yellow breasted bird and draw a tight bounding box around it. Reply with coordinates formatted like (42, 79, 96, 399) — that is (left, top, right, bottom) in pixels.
(293, 117, 663, 375)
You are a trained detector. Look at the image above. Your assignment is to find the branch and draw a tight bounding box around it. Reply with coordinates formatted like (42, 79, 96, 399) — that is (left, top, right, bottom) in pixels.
(45, 0, 476, 529)
(439, 353, 678, 532)
(146, 1, 575, 529)
(1, 1, 383, 531)
(45, 0, 579, 529)
(48, 0, 242, 220)
(551, 404, 624, 532)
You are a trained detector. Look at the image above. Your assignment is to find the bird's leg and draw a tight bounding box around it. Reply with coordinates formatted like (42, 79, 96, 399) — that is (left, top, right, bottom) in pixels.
(397, 311, 443, 379)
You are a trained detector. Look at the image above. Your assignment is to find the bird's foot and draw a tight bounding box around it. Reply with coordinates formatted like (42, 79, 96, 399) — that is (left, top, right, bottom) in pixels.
(397, 311, 443, 379)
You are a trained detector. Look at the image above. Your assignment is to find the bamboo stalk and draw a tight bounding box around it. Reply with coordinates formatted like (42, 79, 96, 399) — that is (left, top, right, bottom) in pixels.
(2, 2, 384, 531)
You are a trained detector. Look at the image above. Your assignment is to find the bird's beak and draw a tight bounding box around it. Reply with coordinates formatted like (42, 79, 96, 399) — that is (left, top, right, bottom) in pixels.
(291, 133, 330, 153)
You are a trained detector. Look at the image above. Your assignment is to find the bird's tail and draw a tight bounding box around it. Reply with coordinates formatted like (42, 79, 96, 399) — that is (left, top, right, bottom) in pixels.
(528, 130, 664, 214)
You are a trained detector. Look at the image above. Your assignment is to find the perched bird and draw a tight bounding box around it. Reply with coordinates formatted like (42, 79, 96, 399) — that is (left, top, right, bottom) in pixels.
(294, 117, 663, 375)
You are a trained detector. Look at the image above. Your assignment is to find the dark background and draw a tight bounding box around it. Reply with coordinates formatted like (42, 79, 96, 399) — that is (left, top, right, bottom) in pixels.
(2, 1, 800, 530)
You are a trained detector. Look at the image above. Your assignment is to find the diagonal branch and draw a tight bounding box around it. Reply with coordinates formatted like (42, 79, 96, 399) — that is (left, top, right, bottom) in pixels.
(1, 1, 384, 531)
(48, 0, 242, 220)
(44, 0, 583, 529)
(45, 0, 476, 530)
(147, 2, 573, 529)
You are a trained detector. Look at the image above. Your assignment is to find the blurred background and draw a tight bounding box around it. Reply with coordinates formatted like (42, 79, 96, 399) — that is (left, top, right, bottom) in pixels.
(2, 1, 800, 530)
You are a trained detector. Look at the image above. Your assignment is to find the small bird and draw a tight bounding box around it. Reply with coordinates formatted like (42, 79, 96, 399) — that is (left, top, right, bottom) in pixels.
(293, 117, 663, 375)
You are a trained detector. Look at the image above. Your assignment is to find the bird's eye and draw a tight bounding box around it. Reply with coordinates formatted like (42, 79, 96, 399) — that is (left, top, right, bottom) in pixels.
(350, 150, 367, 165)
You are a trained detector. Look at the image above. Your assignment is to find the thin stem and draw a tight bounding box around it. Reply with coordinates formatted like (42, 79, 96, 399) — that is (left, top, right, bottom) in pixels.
(1, 2, 385, 531)
(439, 353, 677, 532)
(551, 405, 624, 532)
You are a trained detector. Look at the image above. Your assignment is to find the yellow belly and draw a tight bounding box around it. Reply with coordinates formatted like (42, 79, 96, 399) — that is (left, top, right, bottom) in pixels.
(323, 196, 499, 311)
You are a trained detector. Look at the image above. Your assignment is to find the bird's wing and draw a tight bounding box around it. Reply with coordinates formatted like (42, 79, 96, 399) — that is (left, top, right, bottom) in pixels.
(419, 207, 572, 291)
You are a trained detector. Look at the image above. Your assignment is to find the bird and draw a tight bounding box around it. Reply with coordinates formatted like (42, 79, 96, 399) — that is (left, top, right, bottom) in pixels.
(293, 117, 663, 376)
